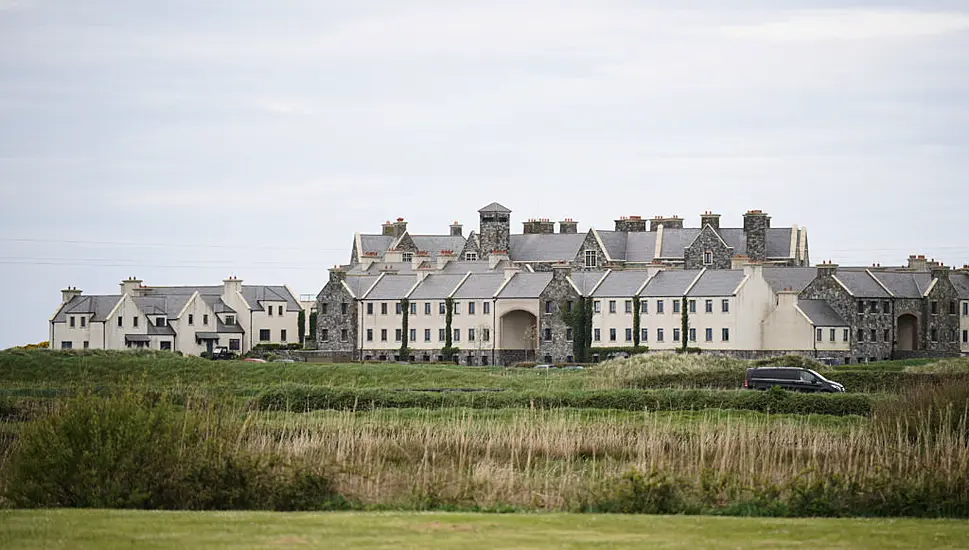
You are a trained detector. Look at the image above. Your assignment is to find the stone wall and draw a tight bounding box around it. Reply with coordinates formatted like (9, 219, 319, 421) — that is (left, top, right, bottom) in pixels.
(684, 225, 733, 270)
(614, 217, 647, 232)
(536, 268, 582, 363)
(315, 271, 358, 357)
(743, 212, 770, 262)
(925, 272, 962, 355)
(479, 216, 509, 260)
(570, 230, 609, 271)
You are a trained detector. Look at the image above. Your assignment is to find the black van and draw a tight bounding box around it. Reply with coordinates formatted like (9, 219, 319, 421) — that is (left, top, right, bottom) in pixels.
(744, 367, 845, 393)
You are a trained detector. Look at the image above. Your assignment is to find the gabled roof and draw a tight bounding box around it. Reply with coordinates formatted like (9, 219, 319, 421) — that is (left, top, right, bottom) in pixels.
(359, 234, 394, 255)
(687, 270, 746, 297)
(53, 295, 123, 323)
(509, 233, 586, 262)
(624, 232, 658, 262)
(835, 270, 892, 298)
(451, 273, 506, 299)
(640, 270, 702, 297)
(569, 271, 608, 296)
(147, 323, 176, 336)
(659, 229, 701, 257)
(348, 262, 415, 275)
(950, 272, 969, 299)
(240, 286, 301, 312)
(200, 295, 235, 313)
(594, 231, 628, 261)
(408, 274, 466, 300)
(409, 235, 467, 258)
(762, 267, 818, 293)
(869, 272, 931, 299)
(497, 272, 553, 299)
(133, 295, 192, 317)
(343, 276, 380, 299)
(479, 202, 511, 213)
(797, 299, 849, 326)
(592, 271, 651, 298)
(363, 275, 419, 300)
(438, 261, 496, 274)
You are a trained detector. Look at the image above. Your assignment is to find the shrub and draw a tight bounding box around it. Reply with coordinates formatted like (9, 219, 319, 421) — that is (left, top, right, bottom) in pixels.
(586, 469, 690, 514)
(753, 354, 824, 370)
(873, 381, 969, 443)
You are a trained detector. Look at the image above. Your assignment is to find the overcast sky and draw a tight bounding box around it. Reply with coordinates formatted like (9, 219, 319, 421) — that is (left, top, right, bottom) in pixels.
(1, 1, 968, 348)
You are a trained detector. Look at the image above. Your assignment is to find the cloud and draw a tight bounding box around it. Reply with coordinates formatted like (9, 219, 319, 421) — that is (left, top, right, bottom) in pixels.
(723, 9, 969, 41)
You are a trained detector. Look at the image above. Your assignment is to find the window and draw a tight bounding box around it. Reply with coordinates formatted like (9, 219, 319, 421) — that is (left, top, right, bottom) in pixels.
(321, 303, 328, 315)
(133, 317, 138, 328)
(229, 339, 240, 351)
(641, 300, 648, 314)
(366, 329, 373, 342)
(279, 306, 284, 316)
(722, 299, 729, 313)
(688, 300, 696, 313)
(545, 301, 554, 314)
(883, 301, 890, 314)
(226, 315, 235, 325)
(395, 329, 402, 342)
(594, 328, 601, 341)
(689, 328, 697, 342)
(829, 328, 836, 342)
(593, 301, 601, 314)
(341, 329, 348, 342)
(483, 302, 490, 314)
(468, 328, 476, 341)
(402, 252, 413, 262)
(964, 302, 969, 316)
(70, 316, 75, 328)
(322, 329, 330, 341)
(641, 328, 648, 342)
(566, 301, 574, 313)
(543, 328, 552, 341)
(381, 329, 388, 341)
(156, 317, 166, 327)
(483, 328, 490, 341)
(410, 302, 417, 315)
(395, 303, 402, 315)
(843, 329, 849, 342)
(869, 301, 878, 314)
(424, 329, 431, 342)
(608, 300, 616, 314)
(118, 316, 123, 327)
(673, 300, 680, 314)
(705, 300, 713, 313)
(657, 300, 664, 314)
(870, 329, 877, 342)
(816, 328, 823, 342)
(188, 314, 194, 325)
(949, 301, 957, 315)
(703, 250, 713, 265)
(857, 302, 864, 314)
(453, 328, 461, 342)
(705, 328, 712, 342)
(439, 329, 446, 341)
(465, 252, 478, 261)
(657, 328, 664, 342)
(425, 303, 432, 315)
(624, 300, 632, 314)
(281, 329, 287, 342)
(61, 341, 72, 349)
(468, 302, 475, 315)
(566, 328, 573, 341)
(584, 250, 598, 268)
(609, 328, 616, 341)
(454, 302, 461, 315)
(367, 303, 374, 315)
(83, 341, 89, 349)
(268, 306, 273, 316)
(673, 328, 681, 342)
(160, 341, 171, 351)
(963, 330, 968, 344)
(857, 329, 864, 341)
(381, 303, 388, 315)
(439, 302, 446, 315)
(931, 301, 939, 315)
(884, 328, 890, 342)
(259, 329, 270, 341)
(931, 328, 938, 342)
(625, 328, 632, 341)
(722, 328, 729, 342)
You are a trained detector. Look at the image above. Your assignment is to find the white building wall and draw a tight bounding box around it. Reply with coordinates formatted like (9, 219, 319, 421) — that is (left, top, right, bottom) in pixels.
(52, 314, 100, 350)
(360, 299, 406, 351)
(961, 300, 968, 353)
(171, 294, 217, 355)
(495, 298, 539, 350)
(250, 301, 298, 345)
(105, 294, 147, 349)
(762, 292, 814, 351)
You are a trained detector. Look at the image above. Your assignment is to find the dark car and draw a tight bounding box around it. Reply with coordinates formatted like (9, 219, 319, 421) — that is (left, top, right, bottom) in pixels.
(744, 367, 845, 393)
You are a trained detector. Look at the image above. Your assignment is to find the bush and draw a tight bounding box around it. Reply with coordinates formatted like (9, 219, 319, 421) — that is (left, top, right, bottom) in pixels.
(873, 381, 969, 443)
(586, 470, 690, 514)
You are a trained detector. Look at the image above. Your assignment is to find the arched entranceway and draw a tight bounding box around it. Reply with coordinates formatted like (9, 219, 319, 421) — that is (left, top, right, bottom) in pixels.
(500, 310, 538, 362)
(897, 314, 918, 351)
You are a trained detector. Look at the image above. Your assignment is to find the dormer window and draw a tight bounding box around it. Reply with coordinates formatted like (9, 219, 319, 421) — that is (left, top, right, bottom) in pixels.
(584, 250, 597, 268)
(156, 317, 166, 327)
(402, 252, 414, 262)
(465, 252, 478, 261)
(225, 315, 235, 325)
(703, 251, 713, 265)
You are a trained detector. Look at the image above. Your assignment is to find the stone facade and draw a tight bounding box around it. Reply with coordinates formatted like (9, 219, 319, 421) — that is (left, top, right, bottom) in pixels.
(614, 216, 647, 232)
(536, 267, 582, 363)
(522, 220, 555, 234)
(924, 270, 962, 355)
(315, 269, 358, 361)
(743, 211, 770, 262)
(571, 230, 609, 271)
(479, 212, 510, 260)
(558, 219, 578, 234)
(684, 225, 733, 270)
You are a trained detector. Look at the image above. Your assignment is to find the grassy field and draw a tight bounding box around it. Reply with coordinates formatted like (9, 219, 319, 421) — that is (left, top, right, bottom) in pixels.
(2, 510, 969, 549)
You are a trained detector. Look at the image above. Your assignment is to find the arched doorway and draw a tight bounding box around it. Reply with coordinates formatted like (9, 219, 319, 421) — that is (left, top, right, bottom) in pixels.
(897, 314, 918, 351)
(500, 310, 538, 362)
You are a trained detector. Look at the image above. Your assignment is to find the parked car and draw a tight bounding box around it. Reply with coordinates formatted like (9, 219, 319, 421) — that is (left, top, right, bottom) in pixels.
(208, 346, 234, 361)
(744, 367, 845, 393)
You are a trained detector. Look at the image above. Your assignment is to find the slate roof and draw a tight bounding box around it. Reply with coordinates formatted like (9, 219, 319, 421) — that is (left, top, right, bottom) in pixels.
(625, 232, 659, 262)
(240, 286, 301, 312)
(439, 261, 496, 274)
(201, 294, 236, 313)
(688, 270, 747, 297)
(869, 272, 929, 299)
(508, 233, 586, 262)
(53, 295, 122, 323)
(640, 270, 702, 297)
(762, 267, 818, 293)
(497, 273, 553, 299)
(766, 228, 795, 258)
(569, 271, 608, 296)
(835, 270, 892, 298)
(133, 295, 192, 317)
(342, 276, 380, 299)
(660, 228, 701, 257)
(592, 271, 651, 297)
(950, 273, 969, 299)
(452, 273, 506, 299)
(595, 231, 627, 261)
(479, 202, 511, 213)
(408, 274, 466, 300)
(359, 235, 394, 255)
(363, 275, 419, 300)
(348, 262, 415, 275)
(409, 235, 467, 257)
(797, 299, 849, 326)
(147, 323, 176, 336)
(216, 319, 245, 333)
(138, 284, 300, 313)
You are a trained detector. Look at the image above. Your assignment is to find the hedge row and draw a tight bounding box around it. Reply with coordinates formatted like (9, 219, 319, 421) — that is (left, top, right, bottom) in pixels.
(252, 385, 873, 416)
(620, 370, 969, 393)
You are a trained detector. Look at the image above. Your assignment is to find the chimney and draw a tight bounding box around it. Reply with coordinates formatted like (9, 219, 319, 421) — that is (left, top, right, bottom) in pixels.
(489, 249, 510, 269)
(381, 220, 394, 237)
(649, 215, 683, 231)
(743, 209, 771, 262)
(450, 221, 463, 237)
(329, 266, 347, 284)
(930, 265, 950, 282)
(412, 250, 429, 270)
(360, 251, 379, 271)
(383, 248, 403, 263)
(700, 211, 720, 233)
(742, 262, 764, 280)
(503, 265, 520, 281)
(552, 263, 571, 280)
(817, 260, 838, 279)
(437, 249, 456, 269)
(559, 218, 578, 234)
(378, 264, 399, 274)
(120, 277, 142, 295)
(615, 215, 646, 232)
(416, 262, 435, 281)
(522, 218, 554, 234)
(392, 217, 408, 239)
(61, 286, 82, 304)
(223, 275, 243, 296)
(731, 254, 750, 269)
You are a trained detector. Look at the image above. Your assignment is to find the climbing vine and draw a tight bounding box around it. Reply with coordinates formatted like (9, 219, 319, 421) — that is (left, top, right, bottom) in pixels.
(632, 296, 641, 348)
(441, 298, 458, 360)
(681, 296, 689, 352)
(400, 298, 409, 359)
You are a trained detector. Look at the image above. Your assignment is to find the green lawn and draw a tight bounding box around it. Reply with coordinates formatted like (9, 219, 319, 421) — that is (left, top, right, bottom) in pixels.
(1, 510, 967, 549)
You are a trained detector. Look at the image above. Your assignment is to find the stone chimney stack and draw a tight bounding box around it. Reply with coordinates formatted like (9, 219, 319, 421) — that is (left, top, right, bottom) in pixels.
(743, 209, 771, 262)
(381, 220, 394, 237)
(700, 211, 721, 233)
(558, 218, 578, 234)
(329, 266, 347, 284)
(817, 260, 838, 279)
(120, 277, 143, 296)
(907, 255, 928, 271)
(615, 215, 647, 232)
(392, 217, 408, 239)
(223, 275, 243, 296)
(61, 286, 82, 304)
(650, 215, 684, 231)
(930, 264, 950, 282)
(450, 221, 463, 237)
(522, 218, 554, 234)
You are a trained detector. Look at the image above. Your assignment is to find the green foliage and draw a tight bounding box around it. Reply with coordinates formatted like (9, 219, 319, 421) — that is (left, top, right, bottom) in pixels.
(588, 469, 690, 514)
(589, 347, 648, 358)
(681, 297, 689, 352)
(632, 297, 641, 348)
(298, 310, 306, 344)
(873, 381, 969, 443)
(440, 346, 460, 361)
(754, 354, 824, 370)
(308, 312, 318, 340)
(250, 343, 301, 352)
(400, 299, 409, 358)
(444, 298, 453, 350)
(675, 347, 703, 354)
(562, 299, 592, 363)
